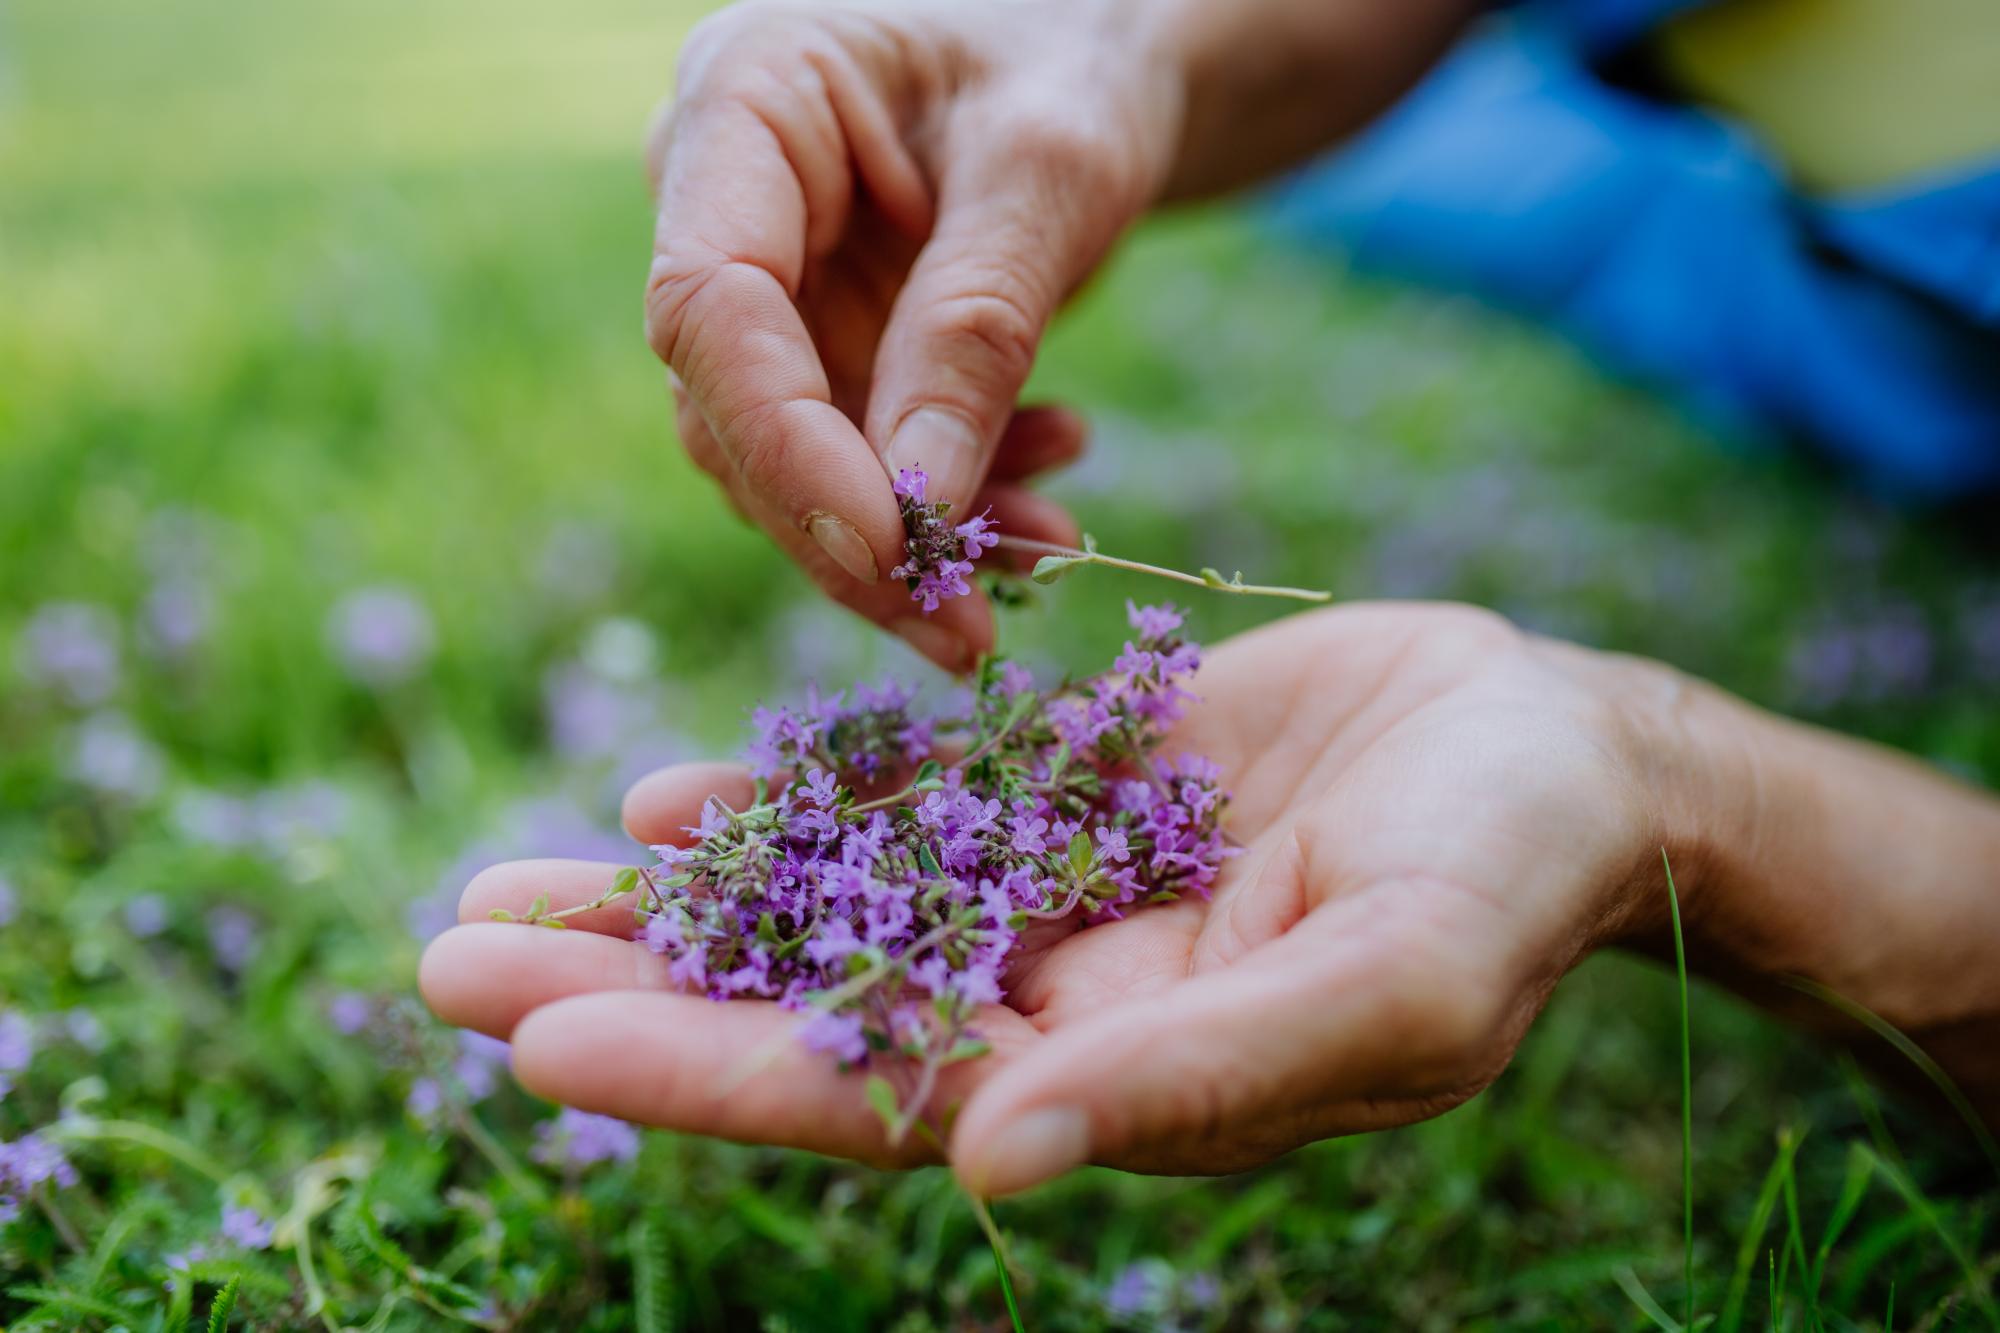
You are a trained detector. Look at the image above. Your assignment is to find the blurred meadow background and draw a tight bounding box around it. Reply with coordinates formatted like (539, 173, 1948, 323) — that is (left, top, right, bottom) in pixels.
(3, 0, 1999, 1328)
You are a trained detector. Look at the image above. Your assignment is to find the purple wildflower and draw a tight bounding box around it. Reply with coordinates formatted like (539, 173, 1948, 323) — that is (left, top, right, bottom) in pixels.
(530, 1108, 641, 1169)
(453, 1030, 510, 1099)
(0, 875, 15, 928)
(890, 468, 993, 612)
(220, 1204, 274, 1250)
(68, 712, 163, 801)
(140, 576, 213, 660)
(0, 1132, 78, 1192)
(406, 1077, 444, 1124)
(326, 586, 436, 686)
(15, 602, 120, 705)
(205, 907, 260, 973)
(0, 1011, 33, 1079)
(327, 992, 373, 1035)
(124, 893, 170, 938)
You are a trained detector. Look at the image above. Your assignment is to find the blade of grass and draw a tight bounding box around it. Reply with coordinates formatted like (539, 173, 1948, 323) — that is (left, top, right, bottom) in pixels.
(1851, 1142, 1999, 1328)
(1807, 1143, 1874, 1308)
(1664, 850, 1697, 1330)
(1617, 1265, 1686, 1332)
(1780, 975, 2000, 1187)
(1721, 1128, 1803, 1333)
(1777, 1144, 1819, 1331)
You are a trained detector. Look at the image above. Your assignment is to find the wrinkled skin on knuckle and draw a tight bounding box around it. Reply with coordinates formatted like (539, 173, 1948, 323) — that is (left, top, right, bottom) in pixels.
(915, 286, 1042, 403)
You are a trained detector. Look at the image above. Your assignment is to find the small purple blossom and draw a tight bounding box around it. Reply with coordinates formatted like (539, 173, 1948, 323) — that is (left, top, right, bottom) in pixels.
(453, 1030, 510, 1100)
(0, 1011, 34, 1078)
(124, 893, 171, 938)
(406, 1077, 444, 1124)
(140, 576, 214, 660)
(0, 875, 15, 928)
(327, 992, 374, 1035)
(68, 711, 163, 801)
(0, 1132, 78, 1192)
(530, 1108, 641, 1169)
(220, 1204, 274, 1250)
(890, 468, 994, 612)
(326, 585, 436, 686)
(205, 906, 260, 973)
(15, 601, 121, 705)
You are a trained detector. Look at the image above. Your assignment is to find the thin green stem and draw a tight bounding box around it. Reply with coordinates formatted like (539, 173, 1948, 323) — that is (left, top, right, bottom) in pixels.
(54, 1117, 233, 1185)
(996, 533, 1331, 603)
(966, 1193, 1027, 1333)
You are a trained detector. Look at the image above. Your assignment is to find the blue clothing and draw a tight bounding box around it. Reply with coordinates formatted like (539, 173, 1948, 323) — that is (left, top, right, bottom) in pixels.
(1265, 11, 2000, 499)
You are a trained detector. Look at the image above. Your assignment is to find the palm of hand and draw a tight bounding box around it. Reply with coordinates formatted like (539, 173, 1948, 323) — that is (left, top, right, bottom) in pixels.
(421, 604, 1661, 1194)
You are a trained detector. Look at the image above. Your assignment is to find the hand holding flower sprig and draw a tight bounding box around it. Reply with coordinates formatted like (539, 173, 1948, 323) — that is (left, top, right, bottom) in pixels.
(490, 602, 1229, 1145)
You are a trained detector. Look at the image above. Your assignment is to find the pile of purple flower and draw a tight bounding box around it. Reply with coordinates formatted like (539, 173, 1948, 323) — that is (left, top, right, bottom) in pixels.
(505, 602, 1231, 1137)
(889, 468, 997, 612)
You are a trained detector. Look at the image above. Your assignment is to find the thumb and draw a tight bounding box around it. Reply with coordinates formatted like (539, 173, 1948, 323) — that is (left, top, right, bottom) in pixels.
(947, 897, 1503, 1195)
(869, 114, 1137, 510)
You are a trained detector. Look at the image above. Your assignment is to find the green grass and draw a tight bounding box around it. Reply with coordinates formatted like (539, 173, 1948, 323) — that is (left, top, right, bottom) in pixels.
(4, 0, 2000, 1327)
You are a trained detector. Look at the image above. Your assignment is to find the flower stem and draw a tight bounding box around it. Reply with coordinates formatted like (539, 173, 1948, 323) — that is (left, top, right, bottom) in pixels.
(996, 533, 1331, 603)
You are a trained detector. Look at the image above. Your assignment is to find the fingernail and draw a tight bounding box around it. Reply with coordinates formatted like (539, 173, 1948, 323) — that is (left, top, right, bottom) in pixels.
(965, 1106, 1089, 1196)
(807, 512, 878, 584)
(891, 617, 970, 673)
(885, 407, 983, 505)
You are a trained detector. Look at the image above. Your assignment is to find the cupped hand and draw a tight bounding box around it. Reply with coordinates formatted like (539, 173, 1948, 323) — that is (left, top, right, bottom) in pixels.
(421, 604, 1693, 1194)
(647, 0, 1182, 670)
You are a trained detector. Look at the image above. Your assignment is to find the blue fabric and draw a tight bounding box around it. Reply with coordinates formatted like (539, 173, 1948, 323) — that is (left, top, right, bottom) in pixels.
(1265, 19, 2000, 499)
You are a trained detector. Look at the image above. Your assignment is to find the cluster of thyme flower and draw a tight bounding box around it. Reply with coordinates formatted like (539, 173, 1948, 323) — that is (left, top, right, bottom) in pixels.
(506, 603, 1230, 1137)
(890, 468, 997, 612)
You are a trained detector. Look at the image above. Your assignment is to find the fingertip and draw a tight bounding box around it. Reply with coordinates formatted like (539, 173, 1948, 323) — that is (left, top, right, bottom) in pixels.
(620, 762, 757, 844)
(950, 1101, 1091, 1198)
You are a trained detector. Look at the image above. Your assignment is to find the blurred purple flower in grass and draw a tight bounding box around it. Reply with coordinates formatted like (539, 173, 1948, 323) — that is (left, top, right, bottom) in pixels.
(1787, 601, 1935, 710)
(530, 1108, 640, 1169)
(220, 1204, 273, 1250)
(326, 585, 436, 686)
(124, 893, 170, 938)
(1105, 1264, 1157, 1318)
(163, 1242, 211, 1281)
(68, 712, 163, 801)
(0, 1131, 78, 1192)
(453, 1030, 510, 1099)
(205, 906, 260, 973)
(409, 796, 636, 942)
(0, 1011, 34, 1085)
(62, 1010, 105, 1052)
(0, 875, 15, 927)
(327, 992, 374, 1035)
(406, 1077, 445, 1125)
(1105, 1258, 1223, 1326)
(173, 781, 350, 857)
(544, 661, 657, 763)
(140, 576, 214, 661)
(16, 602, 120, 706)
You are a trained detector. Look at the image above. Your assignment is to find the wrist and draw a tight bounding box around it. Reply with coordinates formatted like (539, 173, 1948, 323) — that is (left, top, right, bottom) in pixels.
(1594, 647, 2000, 1046)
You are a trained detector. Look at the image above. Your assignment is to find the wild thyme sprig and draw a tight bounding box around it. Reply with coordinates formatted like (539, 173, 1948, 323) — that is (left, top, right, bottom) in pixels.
(883, 465, 1330, 610)
(498, 604, 1233, 1134)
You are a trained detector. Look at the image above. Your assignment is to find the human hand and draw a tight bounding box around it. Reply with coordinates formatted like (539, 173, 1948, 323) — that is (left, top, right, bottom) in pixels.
(647, 0, 1182, 669)
(422, 604, 1704, 1192)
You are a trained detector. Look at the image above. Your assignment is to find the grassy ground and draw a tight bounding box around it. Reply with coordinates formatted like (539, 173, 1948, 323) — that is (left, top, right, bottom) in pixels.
(3, 0, 1998, 1328)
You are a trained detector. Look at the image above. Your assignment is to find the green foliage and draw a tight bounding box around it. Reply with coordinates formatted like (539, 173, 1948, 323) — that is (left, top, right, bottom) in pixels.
(2, 0, 1998, 1329)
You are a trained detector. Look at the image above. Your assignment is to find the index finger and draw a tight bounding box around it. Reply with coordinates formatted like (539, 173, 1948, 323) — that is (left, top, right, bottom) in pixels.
(646, 97, 903, 583)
